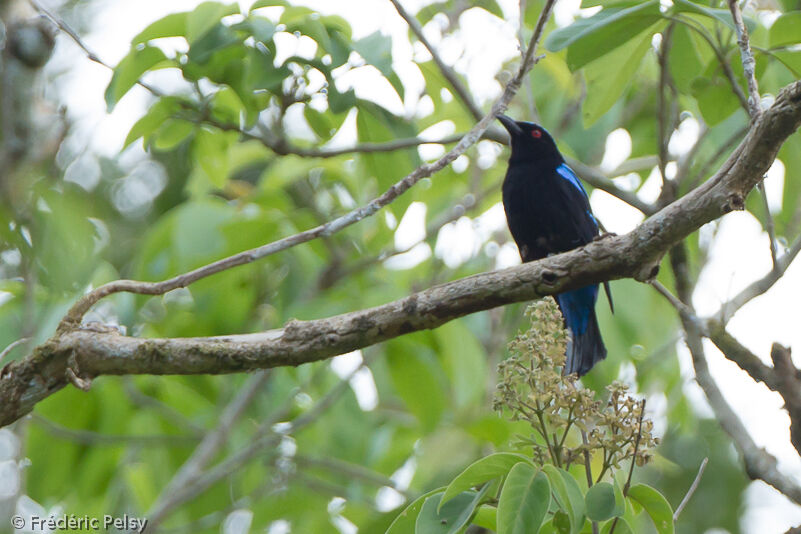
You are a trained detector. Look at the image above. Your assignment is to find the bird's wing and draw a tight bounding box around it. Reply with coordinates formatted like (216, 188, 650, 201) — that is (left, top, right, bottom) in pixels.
(555, 163, 598, 229)
(557, 163, 614, 313)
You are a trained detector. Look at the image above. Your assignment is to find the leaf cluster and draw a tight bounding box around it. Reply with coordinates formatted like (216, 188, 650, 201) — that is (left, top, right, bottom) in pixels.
(390, 300, 670, 533)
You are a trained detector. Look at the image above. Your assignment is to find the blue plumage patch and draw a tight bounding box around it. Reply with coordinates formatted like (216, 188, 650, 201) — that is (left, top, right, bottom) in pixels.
(556, 163, 588, 196)
(556, 163, 597, 227)
(556, 285, 599, 335)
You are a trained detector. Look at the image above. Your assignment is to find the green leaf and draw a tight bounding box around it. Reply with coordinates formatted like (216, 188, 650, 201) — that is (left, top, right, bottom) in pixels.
(124, 97, 180, 148)
(417, 2, 448, 26)
(582, 27, 654, 126)
(245, 15, 276, 44)
(691, 75, 741, 126)
(672, 0, 755, 32)
(193, 128, 232, 187)
(581, 0, 638, 6)
(356, 101, 419, 191)
(777, 132, 801, 235)
(472, 505, 497, 531)
(353, 31, 393, 76)
(441, 453, 532, 509)
(187, 22, 241, 64)
(386, 338, 447, 432)
(387, 488, 447, 534)
(628, 484, 674, 534)
(153, 119, 195, 151)
(246, 47, 290, 92)
(545, 1, 661, 70)
(210, 87, 246, 124)
(132, 12, 188, 44)
(104, 45, 168, 110)
(417, 489, 487, 534)
(251, 0, 288, 9)
(304, 106, 347, 140)
(435, 320, 487, 410)
(769, 12, 801, 48)
(542, 465, 586, 534)
(186, 1, 239, 43)
(387, 70, 406, 100)
(585, 482, 621, 522)
(669, 23, 705, 92)
(600, 518, 635, 534)
(474, 0, 504, 19)
(613, 480, 626, 518)
(552, 511, 571, 534)
(772, 50, 801, 77)
(497, 464, 550, 534)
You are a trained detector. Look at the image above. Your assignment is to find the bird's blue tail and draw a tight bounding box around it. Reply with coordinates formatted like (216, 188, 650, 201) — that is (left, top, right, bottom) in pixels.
(555, 286, 607, 376)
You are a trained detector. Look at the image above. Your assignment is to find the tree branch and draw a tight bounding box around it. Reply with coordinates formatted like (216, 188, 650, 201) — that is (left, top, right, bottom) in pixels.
(2, 79, 800, 428)
(689, 326, 801, 505)
(673, 457, 708, 522)
(564, 158, 656, 215)
(705, 320, 782, 391)
(717, 232, 801, 323)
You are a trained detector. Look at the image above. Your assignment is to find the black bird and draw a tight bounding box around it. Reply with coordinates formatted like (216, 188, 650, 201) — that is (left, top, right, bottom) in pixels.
(497, 115, 610, 376)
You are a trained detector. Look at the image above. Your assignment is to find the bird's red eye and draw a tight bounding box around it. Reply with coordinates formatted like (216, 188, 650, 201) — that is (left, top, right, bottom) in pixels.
(531, 129, 542, 138)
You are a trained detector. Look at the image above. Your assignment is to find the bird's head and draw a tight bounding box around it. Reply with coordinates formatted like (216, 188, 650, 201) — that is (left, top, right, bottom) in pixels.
(497, 115, 562, 164)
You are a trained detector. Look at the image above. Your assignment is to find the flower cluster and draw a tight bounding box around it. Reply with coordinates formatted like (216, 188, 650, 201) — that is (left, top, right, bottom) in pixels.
(494, 298, 657, 477)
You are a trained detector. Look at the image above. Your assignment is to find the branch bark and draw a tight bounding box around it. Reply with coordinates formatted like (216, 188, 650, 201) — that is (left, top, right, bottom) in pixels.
(2, 79, 800, 429)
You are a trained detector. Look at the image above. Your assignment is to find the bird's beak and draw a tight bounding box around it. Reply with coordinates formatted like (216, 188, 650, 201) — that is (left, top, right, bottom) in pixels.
(496, 114, 522, 137)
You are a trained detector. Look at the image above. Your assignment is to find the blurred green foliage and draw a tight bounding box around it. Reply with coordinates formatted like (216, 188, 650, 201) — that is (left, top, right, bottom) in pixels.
(2, 0, 800, 532)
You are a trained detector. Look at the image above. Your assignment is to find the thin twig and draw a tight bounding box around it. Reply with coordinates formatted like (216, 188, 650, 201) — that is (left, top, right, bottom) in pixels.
(648, 280, 697, 324)
(656, 24, 674, 194)
(717, 232, 801, 323)
(564, 158, 656, 215)
(29, 0, 104, 65)
(728, 0, 761, 119)
(295, 454, 407, 494)
(389, 0, 484, 121)
(580, 429, 599, 534)
(123, 379, 206, 435)
(686, 125, 748, 191)
(674, 457, 709, 522)
(28, 0, 164, 96)
(0, 337, 30, 364)
(151, 371, 271, 511)
(147, 359, 367, 526)
(675, 125, 709, 189)
(31, 413, 199, 445)
(609, 400, 646, 534)
(670, 15, 749, 114)
(757, 180, 780, 269)
(726, 0, 776, 270)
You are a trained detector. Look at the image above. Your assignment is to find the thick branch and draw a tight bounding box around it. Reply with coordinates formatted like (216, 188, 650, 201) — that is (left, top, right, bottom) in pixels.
(2, 79, 800, 427)
(706, 320, 781, 391)
(688, 324, 801, 505)
(771, 344, 801, 457)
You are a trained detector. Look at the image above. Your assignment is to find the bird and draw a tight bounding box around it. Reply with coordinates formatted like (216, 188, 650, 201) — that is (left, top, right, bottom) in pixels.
(497, 114, 610, 376)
